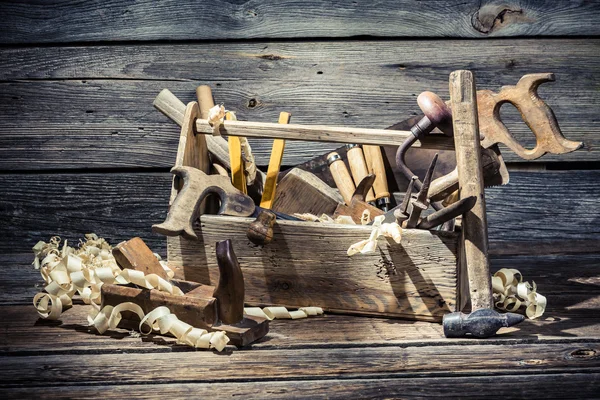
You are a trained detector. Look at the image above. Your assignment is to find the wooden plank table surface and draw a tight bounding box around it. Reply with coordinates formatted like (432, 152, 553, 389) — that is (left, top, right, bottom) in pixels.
(1, 251, 599, 398)
(1, 0, 599, 397)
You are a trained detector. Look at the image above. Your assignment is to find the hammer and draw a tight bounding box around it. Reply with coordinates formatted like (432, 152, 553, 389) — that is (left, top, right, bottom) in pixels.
(442, 70, 524, 338)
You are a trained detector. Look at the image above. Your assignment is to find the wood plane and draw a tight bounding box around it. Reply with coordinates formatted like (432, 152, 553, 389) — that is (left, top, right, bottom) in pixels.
(103, 238, 269, 346)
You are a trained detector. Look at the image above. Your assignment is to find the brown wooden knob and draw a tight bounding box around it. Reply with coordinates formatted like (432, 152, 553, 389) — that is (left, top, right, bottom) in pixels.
(417, 91, 453, 135)
(247, 209, 276, 246)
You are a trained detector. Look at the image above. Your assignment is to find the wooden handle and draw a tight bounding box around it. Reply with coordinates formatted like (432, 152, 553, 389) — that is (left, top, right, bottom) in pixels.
(346, 145, 376, 202)
(327, 152, 355, 205)
(428, 168, 460, 202)
(214, 239, 245, 325)
(227, 112, 247, 194)
(449, 70, 493, 311)
(260, 112, 291, 209)
(417, 91, 453, 135)
(196, 85, 215, 119)
(363, 145, 390, 199)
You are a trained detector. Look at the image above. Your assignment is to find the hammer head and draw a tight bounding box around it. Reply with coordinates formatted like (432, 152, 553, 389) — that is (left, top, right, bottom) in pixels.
(443, 308, 525, 338)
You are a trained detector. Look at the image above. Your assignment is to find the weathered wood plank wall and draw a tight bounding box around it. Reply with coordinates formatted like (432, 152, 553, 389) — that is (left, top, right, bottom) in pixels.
(0, 0, 599, 255)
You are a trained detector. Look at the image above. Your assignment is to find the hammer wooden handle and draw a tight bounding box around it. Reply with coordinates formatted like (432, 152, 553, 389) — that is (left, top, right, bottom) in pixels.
(328, 152, 355, 205)
(449, 70, 493, 311)
(347, 145, 376, 203)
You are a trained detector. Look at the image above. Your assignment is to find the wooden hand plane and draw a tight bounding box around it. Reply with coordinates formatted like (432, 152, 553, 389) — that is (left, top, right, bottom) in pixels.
(102, 238, 269, 346)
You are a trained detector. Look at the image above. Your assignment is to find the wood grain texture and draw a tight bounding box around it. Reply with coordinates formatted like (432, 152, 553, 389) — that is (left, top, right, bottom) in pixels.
(1, 341, 598, 387)
(272, 168, 343, 216)
(449, 69, 493, 310)
(3, 251, 598, 348)
(3, 374, 600, 400)
(0, 39, 598, 168)
(1, 170, 598, 254)
(168, 216, 460, 321)
(1, 1, 599, 44)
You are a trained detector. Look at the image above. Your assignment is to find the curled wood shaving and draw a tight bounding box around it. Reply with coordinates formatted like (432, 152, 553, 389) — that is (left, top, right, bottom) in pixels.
(88, 304, 230, 351)
(347, 215, 402, 256)
(244, 306, 324, 320)
(293, 213, 355, 224)
(360, 209, 372, 225)
(492, 268, 547, 319)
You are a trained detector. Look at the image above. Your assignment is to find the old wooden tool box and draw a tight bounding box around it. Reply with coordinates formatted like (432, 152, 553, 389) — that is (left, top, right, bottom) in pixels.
(164, 114, 468, 324)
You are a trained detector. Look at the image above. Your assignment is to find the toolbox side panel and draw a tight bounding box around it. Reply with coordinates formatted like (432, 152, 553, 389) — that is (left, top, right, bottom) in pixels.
(168, 216, 459, 322)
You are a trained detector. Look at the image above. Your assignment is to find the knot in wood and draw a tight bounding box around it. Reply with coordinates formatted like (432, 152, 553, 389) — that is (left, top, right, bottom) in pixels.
(471, 4, 526, 34)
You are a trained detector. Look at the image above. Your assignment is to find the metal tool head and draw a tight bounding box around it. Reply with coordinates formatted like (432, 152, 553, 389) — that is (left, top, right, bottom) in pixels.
(416, 153, 438, 205)
(443, 308, 525, 338)
(405, 154, 438, 228)
(393, 176, 417, 223)
(417, 195, 476, 230)
(352, 174, 376, 203)
(481, 145, 509, 187)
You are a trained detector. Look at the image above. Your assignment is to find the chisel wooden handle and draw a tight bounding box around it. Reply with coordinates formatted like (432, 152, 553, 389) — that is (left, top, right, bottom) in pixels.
(346, 144, 375, 203)
(260, 112, 291, 209)
(363, 145, 390, 209)
(449, 70, 493, 311)
(327, 152, 355, 205)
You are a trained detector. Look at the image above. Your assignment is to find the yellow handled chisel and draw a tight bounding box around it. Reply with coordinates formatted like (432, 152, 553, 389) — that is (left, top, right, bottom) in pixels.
(260, 112, 292, 209)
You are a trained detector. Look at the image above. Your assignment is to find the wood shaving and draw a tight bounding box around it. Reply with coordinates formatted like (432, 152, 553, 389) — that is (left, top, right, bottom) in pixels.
(244, 306, 324, 320)
(293, 213, 355, 224)
(347, 215, 402, 256)
(492, 268, 547, 319)
(89, 304, 230, 351)
(360, 209, 372, 225)
(207, 104, 225, 136)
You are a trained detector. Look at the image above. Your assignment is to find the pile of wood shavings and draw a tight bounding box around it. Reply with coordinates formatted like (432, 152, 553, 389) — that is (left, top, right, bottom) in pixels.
(492, 268, 547, 319)
(294, 212, 403, 256)
(31, 234, 229, 351)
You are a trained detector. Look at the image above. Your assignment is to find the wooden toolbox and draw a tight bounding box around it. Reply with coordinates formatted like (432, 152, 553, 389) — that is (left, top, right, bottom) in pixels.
(158, 92, 468, 323)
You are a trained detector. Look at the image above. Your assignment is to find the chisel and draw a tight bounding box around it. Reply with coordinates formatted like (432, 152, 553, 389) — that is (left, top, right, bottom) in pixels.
(260, 112, 291, 209)
(363, 145, 392, 211)
(346, 144, 376, 203)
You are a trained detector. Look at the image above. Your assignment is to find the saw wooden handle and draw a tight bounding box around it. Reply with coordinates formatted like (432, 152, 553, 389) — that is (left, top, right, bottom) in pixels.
(477, 73, 582, 160)
(214, 239, 245, 325)
(449, 70, 493, 311)
(152, 166, 255, 240)
(346, 145, 376, 202)
(328, 152, 355, 205)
